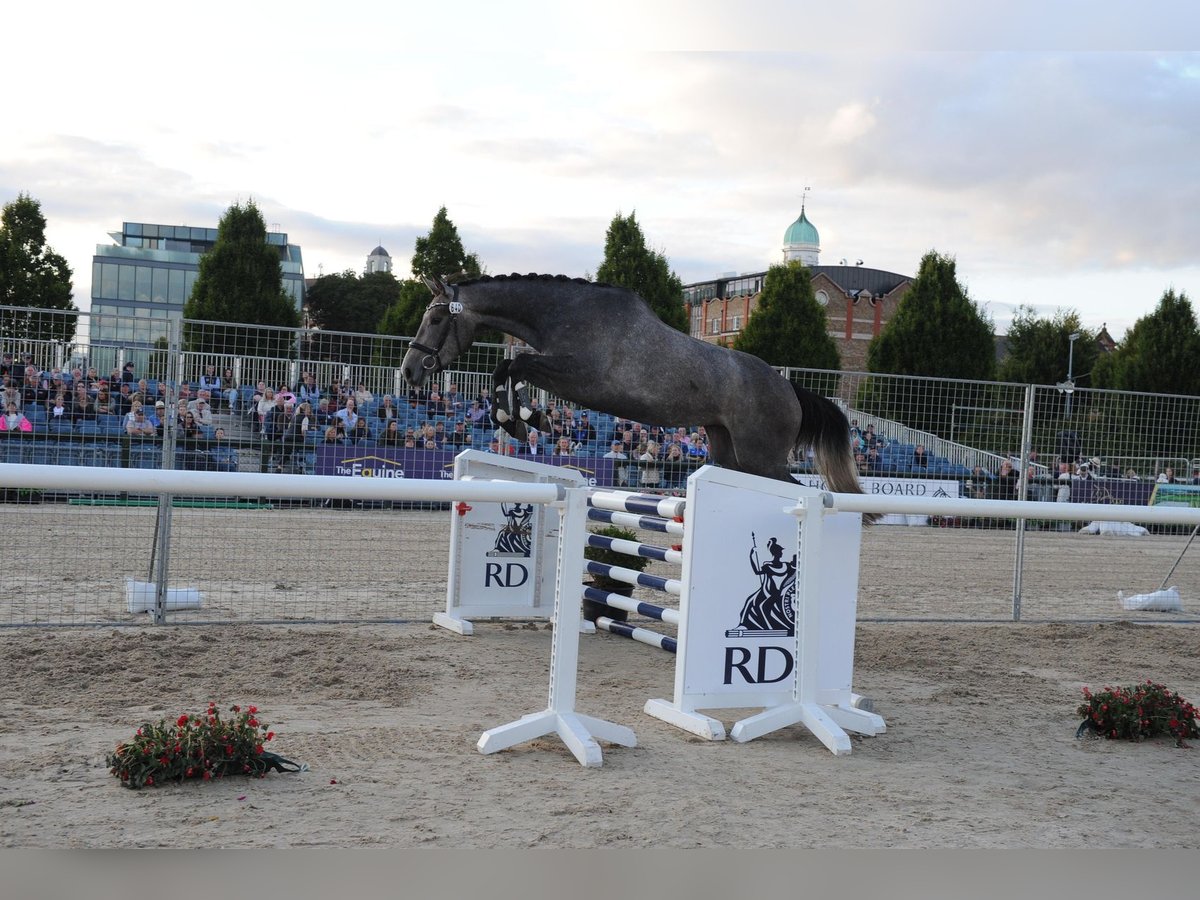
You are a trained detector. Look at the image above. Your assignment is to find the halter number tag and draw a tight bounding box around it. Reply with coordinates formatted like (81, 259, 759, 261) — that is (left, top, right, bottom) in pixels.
(449, 301, 463, 315)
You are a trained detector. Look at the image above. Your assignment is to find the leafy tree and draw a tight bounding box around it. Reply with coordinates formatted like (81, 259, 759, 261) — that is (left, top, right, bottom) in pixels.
(183, 200, 300, 357)
(1089, 289, 1200, 459)
(867, 250, 995, 380)
(861, 250, 996, 437)
(305, 269, 401, 362)
(377, 207, 499, 352)
(999, 306, 1099, 386)
(377, 279, 436, 341)
(1095, 289, 1200, 396)
(595, 211, 688, 333)
(410, 207, 482, 280)
(0, 193, 77, 342)
(734, 262, 839, 371)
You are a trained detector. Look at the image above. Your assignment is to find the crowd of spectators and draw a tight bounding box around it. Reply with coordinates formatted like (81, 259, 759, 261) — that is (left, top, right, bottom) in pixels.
(8, 352, 1200, 495)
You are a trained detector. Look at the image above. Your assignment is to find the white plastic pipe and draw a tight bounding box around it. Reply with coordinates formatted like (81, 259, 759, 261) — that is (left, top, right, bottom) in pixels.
(824, 492, 1200, 527)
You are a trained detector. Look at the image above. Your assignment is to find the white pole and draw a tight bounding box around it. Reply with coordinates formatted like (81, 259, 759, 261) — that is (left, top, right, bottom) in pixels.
(0, 463, 564, 505)
(827, 492, 1200, 527)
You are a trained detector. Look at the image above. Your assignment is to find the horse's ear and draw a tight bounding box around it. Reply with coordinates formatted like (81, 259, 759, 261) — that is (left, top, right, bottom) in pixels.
(422, 275, 446, 296)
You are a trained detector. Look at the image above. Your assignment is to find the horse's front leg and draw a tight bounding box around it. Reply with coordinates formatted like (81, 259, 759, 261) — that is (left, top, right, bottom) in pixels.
(507, 354, 563, 434)
(489, 359, 529, 442)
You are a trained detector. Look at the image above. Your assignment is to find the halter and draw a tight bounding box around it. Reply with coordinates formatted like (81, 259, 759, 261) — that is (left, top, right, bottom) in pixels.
(409, 285, 464, 372)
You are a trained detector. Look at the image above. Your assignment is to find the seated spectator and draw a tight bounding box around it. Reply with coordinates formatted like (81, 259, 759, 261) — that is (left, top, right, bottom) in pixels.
(854, 451, 868, 476)
(572, 413, 597, 446)
(1156, 467, 1177, 484)
(639, 441, 662, 488)
(661, 442, 690, 489)
(432, 420, 448, 447)
(404, 437, 417, 449)
(178, 410, 201, 441)
(292, 402, 316, 441)
(552, 436, 573, 457)
(521, 429, 544, 456)
(911, 444, 930, 468)
(2, 385, 21, 413)
(20, 366, 47, 405)
(686, 432, 708, 459)
(112, 383, 134, 418)
(199, 366, 222, 401)
(71, 386, 96, 422)
(447, 420, 470, 448)
(967, 465, 990, 500)
(322, 425, 345, 445)
(275, 384, 297, 406)
(149, 400, 167, 434)
(188, 392, 214, 428)
(255, 388, 277, 434)
(94, 384, 113, 416)
(863, 424, 879, 450)
(210, 427, 238, 472)
(379, 419, 403, 447)
(992, 459, 1019, 499)
(444, 383, 464, 413)
(864, 446, 884, 475)
(603, 440, 627, 460)
(353, 383, 374, 407)
(1191, 467, 1200, 486)
(314, 397, 333, 429)
(426, 390, 449, 419)
(49, 392, 70, 423)
(467, 401, 488, 427)
(296, 372, 319, 407)
(2, 402, 32, 432)
(334, 397, 359, 433)
(351, 416, 372, 444)
(125, 402, 156, 437)
(121, 361, 136, 384)
(377, 395, 398, 422)
(222, 367, 239, 410)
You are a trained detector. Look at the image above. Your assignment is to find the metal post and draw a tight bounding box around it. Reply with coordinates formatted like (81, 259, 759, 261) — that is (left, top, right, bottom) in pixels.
(152, 317, 183, 626)
(1012, 383, 1036, 621)
(1065, 332, 1079, 417)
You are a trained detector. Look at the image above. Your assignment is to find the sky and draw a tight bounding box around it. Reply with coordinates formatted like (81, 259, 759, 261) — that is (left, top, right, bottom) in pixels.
(3, 1, 1198, 342)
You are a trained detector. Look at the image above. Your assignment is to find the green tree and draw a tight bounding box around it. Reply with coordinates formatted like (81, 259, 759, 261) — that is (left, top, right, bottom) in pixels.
(1089, 289, 1200, 460)
(378, 207, 499, 350)
(183, 200, 300, 356)
(410, 207, 483, 280)
(861, 250, 996, 438)
(734, 262, 839, 371)
(999, 307, 1098, 387)
(867, 250, 995, 380)
(595, 211, 688, 333)
(1095, 289, 1200, 396)
(305, 269, 401, 362)
(0, 193, 77, 342)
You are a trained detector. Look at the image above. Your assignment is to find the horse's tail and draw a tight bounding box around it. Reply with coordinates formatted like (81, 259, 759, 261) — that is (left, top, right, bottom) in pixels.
(791, 383, 878, 525)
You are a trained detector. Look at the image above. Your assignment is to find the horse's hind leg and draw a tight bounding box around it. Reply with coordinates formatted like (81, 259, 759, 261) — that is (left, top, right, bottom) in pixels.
(705, 424, 739, 471)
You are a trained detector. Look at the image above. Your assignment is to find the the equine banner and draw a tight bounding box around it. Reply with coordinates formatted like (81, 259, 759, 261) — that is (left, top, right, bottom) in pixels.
(315, 445, 616, 487)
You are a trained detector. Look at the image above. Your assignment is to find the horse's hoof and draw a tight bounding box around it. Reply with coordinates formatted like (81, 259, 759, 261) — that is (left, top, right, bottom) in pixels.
(519, 406, 533, 422)
(494, 407, 510, 424)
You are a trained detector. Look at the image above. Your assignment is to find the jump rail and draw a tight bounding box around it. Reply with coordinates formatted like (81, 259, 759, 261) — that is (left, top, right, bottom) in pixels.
(0, 463, 564, 505)
(826, 492, 1200, 527)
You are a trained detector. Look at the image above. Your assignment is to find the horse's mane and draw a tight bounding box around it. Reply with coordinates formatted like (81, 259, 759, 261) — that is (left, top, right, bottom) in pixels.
(450, 273, 621, 291)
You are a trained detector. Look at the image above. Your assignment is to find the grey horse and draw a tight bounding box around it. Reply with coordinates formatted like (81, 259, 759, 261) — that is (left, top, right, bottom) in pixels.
(400, 273, 868, 503)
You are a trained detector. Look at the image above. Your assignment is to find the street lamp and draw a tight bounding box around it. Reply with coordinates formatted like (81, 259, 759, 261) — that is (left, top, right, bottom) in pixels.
(1059, 331, 1081, 417)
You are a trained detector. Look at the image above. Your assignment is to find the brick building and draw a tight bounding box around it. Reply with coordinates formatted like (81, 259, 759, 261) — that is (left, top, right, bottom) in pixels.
(682, 204, 913, 371)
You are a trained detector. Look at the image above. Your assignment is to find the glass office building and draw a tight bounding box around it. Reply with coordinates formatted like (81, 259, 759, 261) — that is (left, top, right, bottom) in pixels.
(90, 221, 306, 348)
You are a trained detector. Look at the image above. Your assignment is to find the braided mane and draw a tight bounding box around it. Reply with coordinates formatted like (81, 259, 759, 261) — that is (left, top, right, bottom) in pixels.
(451, 273, 618, 290)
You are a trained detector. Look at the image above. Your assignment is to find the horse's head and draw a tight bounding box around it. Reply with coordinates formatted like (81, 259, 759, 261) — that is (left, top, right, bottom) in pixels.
(401, 276, 476, 387)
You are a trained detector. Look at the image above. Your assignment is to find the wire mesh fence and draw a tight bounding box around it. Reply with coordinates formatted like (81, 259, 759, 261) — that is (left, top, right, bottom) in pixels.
(2, 305, 1199, 625)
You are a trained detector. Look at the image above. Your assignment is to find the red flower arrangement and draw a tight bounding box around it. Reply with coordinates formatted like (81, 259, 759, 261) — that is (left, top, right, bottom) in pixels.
(107, 703, 297, 789)
(1077, 681, 1200, 747)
